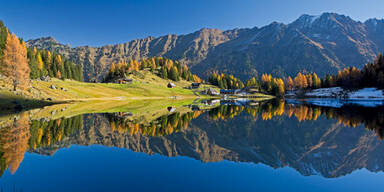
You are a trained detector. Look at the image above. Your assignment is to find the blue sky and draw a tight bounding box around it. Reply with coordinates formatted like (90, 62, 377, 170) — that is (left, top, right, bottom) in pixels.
(1, 0, 383, 47)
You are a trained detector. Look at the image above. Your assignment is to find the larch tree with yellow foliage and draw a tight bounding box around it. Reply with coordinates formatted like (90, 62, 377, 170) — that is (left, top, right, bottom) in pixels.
(36, 52, 44, 70)
(286, 76, 294, 91)
(1, 33, 30, 91)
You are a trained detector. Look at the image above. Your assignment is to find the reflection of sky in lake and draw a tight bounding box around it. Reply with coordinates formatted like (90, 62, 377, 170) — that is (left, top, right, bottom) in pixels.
(0, 145, 383, 192)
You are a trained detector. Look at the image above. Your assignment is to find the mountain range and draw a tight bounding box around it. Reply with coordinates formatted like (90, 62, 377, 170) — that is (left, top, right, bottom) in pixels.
(31, 112, 384, 178)
(26, 13, 384, 82)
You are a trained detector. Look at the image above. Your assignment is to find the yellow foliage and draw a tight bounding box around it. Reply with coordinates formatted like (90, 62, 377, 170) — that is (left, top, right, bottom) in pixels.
(1, 33, 30, 91)
(36, 53, 44, 70)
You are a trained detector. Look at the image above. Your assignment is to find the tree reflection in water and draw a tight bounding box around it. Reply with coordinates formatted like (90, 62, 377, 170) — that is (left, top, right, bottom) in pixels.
(208, 100, 384, 139)
(0, 99, 384, 177)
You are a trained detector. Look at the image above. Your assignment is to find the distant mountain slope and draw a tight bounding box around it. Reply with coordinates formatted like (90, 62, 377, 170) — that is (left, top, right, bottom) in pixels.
(30, 113, 384, 178)
(26, 13, 384, 81)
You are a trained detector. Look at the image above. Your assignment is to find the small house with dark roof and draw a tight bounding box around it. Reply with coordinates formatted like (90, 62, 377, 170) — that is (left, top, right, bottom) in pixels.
(191, 105, 201, 111)
(167, 106, 176, 112)
(167, 82, 176, 88)
(206, 88, 219, 96)
(191, 82, 201, 89)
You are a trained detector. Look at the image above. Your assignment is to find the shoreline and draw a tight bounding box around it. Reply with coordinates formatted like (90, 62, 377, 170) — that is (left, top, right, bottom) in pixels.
(285, 87, 384, 100)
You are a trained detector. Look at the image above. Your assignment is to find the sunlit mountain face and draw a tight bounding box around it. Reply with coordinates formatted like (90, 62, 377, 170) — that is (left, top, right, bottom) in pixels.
(1, 99, 384, 179)
(26, 13, 384, 81)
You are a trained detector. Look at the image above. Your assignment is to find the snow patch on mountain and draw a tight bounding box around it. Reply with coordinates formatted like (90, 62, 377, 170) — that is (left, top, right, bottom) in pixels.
(310, 15, 321, 24)
(303, 87, 384, 100)
(348, 88, 384, 99)
(305, 87, 344, 97)
(286, 87, 384, 108)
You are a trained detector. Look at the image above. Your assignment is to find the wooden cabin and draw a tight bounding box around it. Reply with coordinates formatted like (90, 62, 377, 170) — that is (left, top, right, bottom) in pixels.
(167, 82, 176, 88)
(191, 105, 201, 111)
(191, 83, 201, 89)
(206, 88, 219, 96)
(167, 106, 176, 112)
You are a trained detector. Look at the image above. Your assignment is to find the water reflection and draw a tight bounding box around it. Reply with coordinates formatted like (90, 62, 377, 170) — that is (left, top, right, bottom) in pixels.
(0, 113, 30, 176)
(29, 116, 83, 149)
(1, 99, 384, 178)
(212, 99, 384, 139)
(105, 111, 202, 136)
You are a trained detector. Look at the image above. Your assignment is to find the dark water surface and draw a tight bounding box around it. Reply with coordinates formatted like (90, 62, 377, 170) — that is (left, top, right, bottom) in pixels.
(0, 99, 384, 192)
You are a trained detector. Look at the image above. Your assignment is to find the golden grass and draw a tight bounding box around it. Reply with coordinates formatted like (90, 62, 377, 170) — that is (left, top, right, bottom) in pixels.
(27, 99, 201, 124)
(30, 71, 218, 101)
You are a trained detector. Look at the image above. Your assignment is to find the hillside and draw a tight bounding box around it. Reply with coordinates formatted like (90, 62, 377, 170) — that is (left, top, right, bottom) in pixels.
(27, 13, 384, 81)
(0, 71, 220, 112)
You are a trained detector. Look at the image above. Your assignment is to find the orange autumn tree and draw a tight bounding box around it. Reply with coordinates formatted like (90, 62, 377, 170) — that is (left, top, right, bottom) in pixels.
(259, 73, 285, 96)
(104, 57, 199, 83)
(36, 52, 44, 70)
(292, 72, 321, 89)
(261, 74, 273, 92)
(293, 72, 306, 89)
(0, 113, 30, 175)
(286, 76, 294, 91)
(1, 33, 30, 91)
(193, 74, 202, 83)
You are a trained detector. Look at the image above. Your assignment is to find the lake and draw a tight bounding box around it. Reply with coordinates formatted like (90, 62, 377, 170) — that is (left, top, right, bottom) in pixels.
(0, 99, 384, 191)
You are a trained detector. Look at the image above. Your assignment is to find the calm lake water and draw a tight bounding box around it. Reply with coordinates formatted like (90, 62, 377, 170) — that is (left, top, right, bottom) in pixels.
(0, 99, 384, 191)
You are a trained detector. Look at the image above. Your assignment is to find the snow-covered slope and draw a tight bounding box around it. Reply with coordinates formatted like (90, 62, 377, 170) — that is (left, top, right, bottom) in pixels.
(305, 87, 344, 97)
(287, 87, 384, 108)
(348, 88, 384, 100)
(303, 87, 384, 100)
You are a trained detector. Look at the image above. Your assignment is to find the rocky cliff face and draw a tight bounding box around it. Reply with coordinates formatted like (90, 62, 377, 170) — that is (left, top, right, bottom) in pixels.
(26, 13, 384, 81)
(31, 113, 384, 178)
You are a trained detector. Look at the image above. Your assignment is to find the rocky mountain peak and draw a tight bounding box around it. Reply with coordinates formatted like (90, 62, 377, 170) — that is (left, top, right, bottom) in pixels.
(365, 18, 384, 29)
(290, 12, 355, 29)
(293, 14, 321, 26)
(29, 36, 57, 44)
(192, 28, 226, 40)
(198, 28, 222, 33)
(26, 36, 69, 50)
(26, 12, 384, 81)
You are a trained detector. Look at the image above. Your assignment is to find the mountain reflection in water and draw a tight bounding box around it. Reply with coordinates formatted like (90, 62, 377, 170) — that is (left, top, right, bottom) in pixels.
(1, 99, 384, 179)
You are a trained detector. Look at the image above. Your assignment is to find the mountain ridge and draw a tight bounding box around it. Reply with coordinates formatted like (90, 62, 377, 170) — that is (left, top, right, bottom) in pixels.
(26, 12, 384, 82)
(29, 113, 384, 178)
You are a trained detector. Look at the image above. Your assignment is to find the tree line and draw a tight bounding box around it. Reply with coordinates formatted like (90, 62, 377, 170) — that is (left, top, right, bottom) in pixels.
(29, 116, 83, 149)
(208, 73, 245, 90)
(247, 72, 321, 96)
(104, 57, 202, 83)
(206, 53, 384, 97)
(0, 114, 82, 177)
(322, 54, 384, 89)
(28, 47, 83, 81)
(106, 111, 203, 136)
(0, 20, 83, 92)
(285, 72, 322, 90)
(259, 74, 285, 96)
(206, 100, 384, 140)
(208, 72, 285, 97)
(286, 54, 384, 90)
